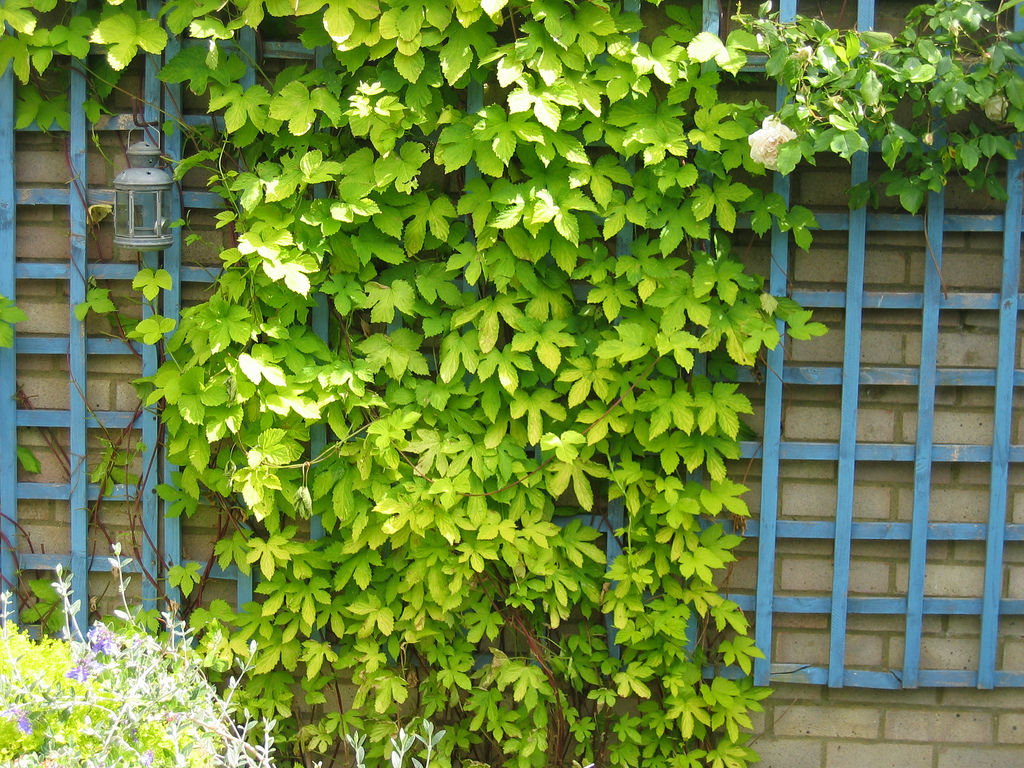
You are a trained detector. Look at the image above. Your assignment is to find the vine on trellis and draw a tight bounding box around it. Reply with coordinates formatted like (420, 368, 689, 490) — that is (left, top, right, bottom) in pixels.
(4, 0, 1024, 766)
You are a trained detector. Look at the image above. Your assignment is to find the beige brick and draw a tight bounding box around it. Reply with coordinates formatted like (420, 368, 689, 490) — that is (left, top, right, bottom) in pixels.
(955, 463, 999, 486)
(1014, 490, 1024, 525)
(997, 712, 1024, 744)
(89, 355, 144, 377)
(780, 461, 837, 480)
(782, 483, 837, 518)
(931, 410, 994, 445)
(790, 331, 845, 364)
(936, 328, 999, 368)
(792, 239, 847, 285)
(775, 611, 830, 629)
(182, 534, 220, 562)
(857, 406, 896, 442)
(769, 682, 826, 702)
(937, 746, 1024, 768)
(18, 374, 71, 410)
(950, 540, 987, 564)
(924, 488, 992, 524)
(86, 378, 111, 411)
(27, 523, 70, 556)
(16, 225, 72, 261)
(863, 251, 914, 288)
(1004, 543, 1024, 565)
(918, 563, 986, 598)
(10, 278, 60, 298)
(17, 299, 69, 336)
(826, 741, 932, 768)
(852, 539, 914, 563)
(901, 411, 995, 448)
(775, 630, 829, 666)
(884, 709, 992, 743)
(848, 560, 892, 594)
(17, 431, 69, 484)
(1000, 615, 1024, 638)
(941, 688, 1024, 710)
(1005, 568, 1024, 599)
(17, 205, 57, 223)
(750, 738, 825, 768)
(718, 557, 757, 594)
(1000, 639, 1024, 669)
(845, 634, 884, 666)
(88, 146, 118, 185)
(13, 352, 60, 372)
(959, 386, 998, 409)
(860, 459, 937, 484)
(784, 406, 840, 441)
(780, 557, 834, 592)
(919, 635, 979, 671)
(114, 380, 142, 411)
(828, 686, 939, 706)
(846, 613, 908, 634)
(860, 329, 905, 365)
(732, 476, 761, 517)
(774, 704, 880, 739)
(15, 149, 71, 184)
(851, 485, 892, 520)
(746, 708, 767, 735)
(14, 499, 57, 523)
(939, 251, 1007, 292)
(887, 638, 905, 671)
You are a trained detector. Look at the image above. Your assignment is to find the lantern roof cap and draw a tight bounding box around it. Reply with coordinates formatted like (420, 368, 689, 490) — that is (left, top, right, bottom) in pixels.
(126, 139, 162, 168)
(113, 165, 172, 190)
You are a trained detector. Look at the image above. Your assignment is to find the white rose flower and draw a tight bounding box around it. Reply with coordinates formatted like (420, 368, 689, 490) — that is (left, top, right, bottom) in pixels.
(792, 45, 813, 62)
(984, 93, 1008, 122)
(748, 115, 798, 171)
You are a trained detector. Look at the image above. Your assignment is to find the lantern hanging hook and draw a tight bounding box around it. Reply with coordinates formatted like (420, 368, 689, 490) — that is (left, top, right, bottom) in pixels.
(130, 97, 162, 150)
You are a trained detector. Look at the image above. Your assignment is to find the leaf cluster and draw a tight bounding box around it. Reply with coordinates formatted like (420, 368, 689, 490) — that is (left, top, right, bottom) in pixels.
(8, 0, 1019, 767)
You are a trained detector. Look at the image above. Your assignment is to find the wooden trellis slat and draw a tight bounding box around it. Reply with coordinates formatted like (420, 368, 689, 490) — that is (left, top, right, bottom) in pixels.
(979, 120, 1024, 689)
(903, 187, 945, 689)
(68, 50, 90, 631)
(1, 63, 18, 604)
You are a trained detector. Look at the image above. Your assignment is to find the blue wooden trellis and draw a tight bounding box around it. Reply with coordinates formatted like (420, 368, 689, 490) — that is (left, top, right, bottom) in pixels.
(0, 0, 1021, 692)
(713, 0, 1024, 689)
(0, 7, 244, 628)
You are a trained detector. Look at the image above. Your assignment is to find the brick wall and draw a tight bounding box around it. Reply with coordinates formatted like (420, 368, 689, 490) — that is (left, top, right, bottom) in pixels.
(6, 42, 1024, 768)
(753, 684, 1024, 768)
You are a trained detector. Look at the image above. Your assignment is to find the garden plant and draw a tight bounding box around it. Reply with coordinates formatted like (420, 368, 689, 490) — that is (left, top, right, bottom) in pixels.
(3, 0, 1024, 766)
(0, 548, 277, 768)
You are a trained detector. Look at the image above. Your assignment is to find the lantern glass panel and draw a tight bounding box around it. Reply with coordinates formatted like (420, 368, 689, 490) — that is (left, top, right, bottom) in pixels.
(157, 187, 171, 235)
(133, 190, 158, 235)
(114, 189, 131, 239)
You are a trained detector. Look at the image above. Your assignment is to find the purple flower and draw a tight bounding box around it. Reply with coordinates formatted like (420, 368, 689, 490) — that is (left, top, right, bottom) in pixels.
(87, 623, 120, 656)
(141, 750, 154, 766)
(1, 706, 32, 735)
(65, 655, 101, 683)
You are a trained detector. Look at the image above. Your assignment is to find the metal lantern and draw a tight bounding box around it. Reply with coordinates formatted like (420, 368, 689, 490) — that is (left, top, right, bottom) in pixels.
(113, 139, 174, 251)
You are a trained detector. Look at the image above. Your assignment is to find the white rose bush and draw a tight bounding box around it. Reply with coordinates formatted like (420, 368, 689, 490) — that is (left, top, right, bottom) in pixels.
(733, 0, 1024, 211)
